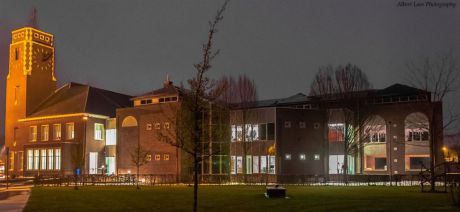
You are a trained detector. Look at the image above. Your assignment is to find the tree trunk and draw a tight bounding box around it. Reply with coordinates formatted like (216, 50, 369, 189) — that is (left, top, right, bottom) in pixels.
(194, 153, 199, 212)
(137, 164, 140, 189)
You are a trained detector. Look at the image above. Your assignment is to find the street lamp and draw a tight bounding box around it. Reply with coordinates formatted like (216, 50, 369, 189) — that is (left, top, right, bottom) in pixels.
(5, 147, 9, 190)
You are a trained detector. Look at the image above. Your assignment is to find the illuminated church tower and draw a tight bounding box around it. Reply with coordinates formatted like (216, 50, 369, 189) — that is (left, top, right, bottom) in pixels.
(5, 26, 57, 150)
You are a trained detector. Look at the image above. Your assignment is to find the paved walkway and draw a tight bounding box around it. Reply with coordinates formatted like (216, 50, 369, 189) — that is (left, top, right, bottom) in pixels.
(0, 186, 32, 212)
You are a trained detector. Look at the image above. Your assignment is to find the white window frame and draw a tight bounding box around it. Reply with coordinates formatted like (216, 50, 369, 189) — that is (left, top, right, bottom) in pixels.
(94, 123, 105, 140)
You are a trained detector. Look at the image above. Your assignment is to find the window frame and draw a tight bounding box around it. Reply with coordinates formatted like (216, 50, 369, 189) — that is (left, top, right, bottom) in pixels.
(41, 125, 49, 141)
(66, 122, 75, 140)
(94, 123, 105, 141)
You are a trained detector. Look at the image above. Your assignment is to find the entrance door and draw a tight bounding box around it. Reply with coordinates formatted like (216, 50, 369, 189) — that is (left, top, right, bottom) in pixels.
(89, 152, 98, 174)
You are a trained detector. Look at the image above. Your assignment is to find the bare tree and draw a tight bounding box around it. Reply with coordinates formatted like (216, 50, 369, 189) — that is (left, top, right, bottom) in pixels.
(157, 1, 229, 211)
(405, 51, 460, 192)
(218, 74, 257, 181)
(310, 64, 374, 181)
(130, 143, 150, 189)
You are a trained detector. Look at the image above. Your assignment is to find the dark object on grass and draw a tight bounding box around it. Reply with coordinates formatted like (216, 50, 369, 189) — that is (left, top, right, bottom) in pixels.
(266, 185, 286, 198)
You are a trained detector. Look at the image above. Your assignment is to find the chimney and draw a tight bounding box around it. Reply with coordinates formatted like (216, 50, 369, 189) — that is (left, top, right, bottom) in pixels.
(163, 74, 173, 88)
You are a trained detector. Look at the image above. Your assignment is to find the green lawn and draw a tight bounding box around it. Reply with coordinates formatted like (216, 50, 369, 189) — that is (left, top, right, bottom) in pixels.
(24, 185, 458, 211)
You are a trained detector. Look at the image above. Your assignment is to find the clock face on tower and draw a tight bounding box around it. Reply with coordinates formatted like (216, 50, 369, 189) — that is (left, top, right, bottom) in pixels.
(32, 46, 53, 71)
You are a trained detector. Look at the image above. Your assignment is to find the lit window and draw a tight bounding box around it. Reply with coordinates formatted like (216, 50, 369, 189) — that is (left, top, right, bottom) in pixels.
(260, 156, 267, 173)
(284, 121, 291, 128)
(154, 123, 161, 130)
(299, 122, 306, 128)
(314, 154, 320, 160)
(164, 122, 170, 129)
(40, 149, 47, 170)
(231, 125, 237, 142)
(48, 149, 54, 170)
(236, 125, 243, 141)
(30, 126, 37, 142)
(27, 149, 33, 170)
(269, 156, 276, 174)
(41, 125, 49, 141)
(55, 148, 61, 170)
(299, 154, 306, 160)
(105, 129, 116, 145)
(145, 154, 152, 161)
(285, 154, 291, 160)
(14, 86, 19, 105)
(9, 151, 14, 171)
(66, 123, 75, 140)
(155, 154, 161, 161)
(251, 124, 260, 141)
(53, 124, 61, 140)
(164, 154, 170, 161)
(140, 99, 153, 105)
(34, 149, 39, 169)
(236, 156, 243, 173)
(146, 124, 152, 131)
(94, 123, 105, 140)
(252, 156, 259, 173)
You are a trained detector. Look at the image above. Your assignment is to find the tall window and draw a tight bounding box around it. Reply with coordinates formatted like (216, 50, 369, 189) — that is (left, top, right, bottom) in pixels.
(269, 156, 276, 174)
(41, 125, 49, 141)
(106, 129, 116, 145)
(260, 156, 267, 173)
(48, 149, 54, 170)
(27, 150, 33, 170)
(55, 148, 61, 170)
(9, 151, 14, 171)
(66, 123, 75, 140)
(231, 125, 237, 142)
(253, 156, 259, 174)
(30, 126, 37, 142)
(34, 149, 40, 170)
(18, 151, 23, 171)
(94, 123, 105, 140)
(236, 125, 243, 141)
(40, 149, 47, 170)
(53, 124, 61, 140)
(236, 156, 243, 174)
(14, 86, 19, 105)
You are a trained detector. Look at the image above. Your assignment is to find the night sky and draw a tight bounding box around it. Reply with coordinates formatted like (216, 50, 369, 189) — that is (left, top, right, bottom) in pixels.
(1, 0, 459, 144)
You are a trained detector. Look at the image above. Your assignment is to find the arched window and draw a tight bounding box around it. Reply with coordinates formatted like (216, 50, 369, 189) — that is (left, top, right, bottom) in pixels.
(121, 116, 138, 127)
(364, 115, 386, 143)
(405, 112, 429, 142)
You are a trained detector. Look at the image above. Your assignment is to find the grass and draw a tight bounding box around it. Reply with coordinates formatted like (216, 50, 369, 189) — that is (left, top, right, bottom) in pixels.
(24, 185, 458, 211)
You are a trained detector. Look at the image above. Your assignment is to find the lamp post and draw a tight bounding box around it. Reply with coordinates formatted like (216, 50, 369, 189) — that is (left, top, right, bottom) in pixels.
(5, 147, 9, 190)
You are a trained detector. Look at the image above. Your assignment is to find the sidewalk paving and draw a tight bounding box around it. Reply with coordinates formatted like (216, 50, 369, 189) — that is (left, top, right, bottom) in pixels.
(0, 186, 32, 212)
